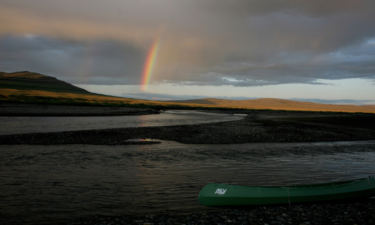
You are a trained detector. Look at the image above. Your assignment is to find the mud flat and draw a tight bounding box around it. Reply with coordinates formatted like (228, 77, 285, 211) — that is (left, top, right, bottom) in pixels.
(1, 110, 374, 145)
(0, 103, 159, 116)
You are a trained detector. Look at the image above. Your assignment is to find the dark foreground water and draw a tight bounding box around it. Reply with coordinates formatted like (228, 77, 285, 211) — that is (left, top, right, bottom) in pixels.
(0, 110, 245, 135)
(1, 140, 375, 224)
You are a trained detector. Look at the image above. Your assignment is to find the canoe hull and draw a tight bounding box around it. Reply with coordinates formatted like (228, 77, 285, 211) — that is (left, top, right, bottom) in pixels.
(198, 178, 375, 206)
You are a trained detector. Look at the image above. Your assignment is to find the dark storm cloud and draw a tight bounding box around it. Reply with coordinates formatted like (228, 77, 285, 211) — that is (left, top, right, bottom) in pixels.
(1, 0, 375, 86)
(0, 35, 145, 85)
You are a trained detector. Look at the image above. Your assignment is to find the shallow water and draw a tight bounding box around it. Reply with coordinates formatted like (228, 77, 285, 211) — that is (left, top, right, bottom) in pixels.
(1, 140, 375, 224)
(0, 110, 244, 135)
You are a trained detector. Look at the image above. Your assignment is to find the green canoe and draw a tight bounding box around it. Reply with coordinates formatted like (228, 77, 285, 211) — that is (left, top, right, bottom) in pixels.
(198, 177, 375, 206)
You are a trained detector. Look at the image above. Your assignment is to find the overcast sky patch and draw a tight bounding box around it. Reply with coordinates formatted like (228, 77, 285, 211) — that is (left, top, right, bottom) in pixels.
(0, 35, 145, 85)
(1, 0, 375, 101)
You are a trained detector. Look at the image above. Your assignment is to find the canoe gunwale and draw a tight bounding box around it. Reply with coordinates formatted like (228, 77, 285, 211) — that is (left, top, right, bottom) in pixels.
(198, 177, 375, 206)
(241, 177, 371, 189)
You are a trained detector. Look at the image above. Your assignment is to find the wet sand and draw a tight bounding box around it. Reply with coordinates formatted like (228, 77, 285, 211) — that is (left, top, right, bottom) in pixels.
(1, 110, 374, 145)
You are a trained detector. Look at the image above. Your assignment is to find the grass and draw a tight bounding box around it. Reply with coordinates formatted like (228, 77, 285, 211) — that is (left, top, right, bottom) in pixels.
(0, 79, 91, 95)
(1, 88, 374, 114)
(0, 98, 252, 111)
(0, 93, 252, 111)
(3, 97, 374, 117)
(0, 88, 285, 111)
(2, 71, 375, 114)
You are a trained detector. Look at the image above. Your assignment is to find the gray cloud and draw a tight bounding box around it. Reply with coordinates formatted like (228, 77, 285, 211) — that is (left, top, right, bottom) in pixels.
(196, 0, 372, 17)
(0, 35, 145, 85)
(1, 0, 375, 87)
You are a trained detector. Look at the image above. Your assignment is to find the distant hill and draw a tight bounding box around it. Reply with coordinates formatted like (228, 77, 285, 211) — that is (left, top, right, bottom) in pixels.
(0, 71, 221, 108)
(1, 71, 374, 113)
(0, 71, 92, 95)
(167, 98, 375, 113)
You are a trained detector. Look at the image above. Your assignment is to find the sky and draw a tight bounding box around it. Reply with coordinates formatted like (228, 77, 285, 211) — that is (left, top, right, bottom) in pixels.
(1, 0, 375, 104)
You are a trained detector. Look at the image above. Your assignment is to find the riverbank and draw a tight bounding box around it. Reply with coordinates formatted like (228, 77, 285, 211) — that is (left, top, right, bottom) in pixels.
(1, 110, 374, 145)
(0, 103, 159, 116)
(65, 198, 375, 225)
(2, 110, 375, 225)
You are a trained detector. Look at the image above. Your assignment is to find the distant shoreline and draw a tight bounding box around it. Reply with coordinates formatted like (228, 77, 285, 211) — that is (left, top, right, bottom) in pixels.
(1, 109, 375, 145)
(2, 71, 375, 114)
(1, 102, 375, 117)
(0, 103, 159, 116)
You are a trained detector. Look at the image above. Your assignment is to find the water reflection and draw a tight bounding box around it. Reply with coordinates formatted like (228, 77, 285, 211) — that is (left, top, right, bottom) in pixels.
(0, 140, 375, 224)
(0, 110, 245, 135)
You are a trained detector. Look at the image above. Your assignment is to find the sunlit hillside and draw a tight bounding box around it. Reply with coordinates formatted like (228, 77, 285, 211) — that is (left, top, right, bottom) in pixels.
(167, 98, 375, 113)
(1, 71, 375, 113)
(0, 71, 218, 108)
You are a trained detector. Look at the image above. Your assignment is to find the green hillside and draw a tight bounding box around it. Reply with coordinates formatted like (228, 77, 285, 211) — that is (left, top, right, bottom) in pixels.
(0, 71, 92, 95)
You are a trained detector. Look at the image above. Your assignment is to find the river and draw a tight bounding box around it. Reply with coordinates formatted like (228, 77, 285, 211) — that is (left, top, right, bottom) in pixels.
(1, 141, 375, 224)
(0, 110, 245, 135)
(0, 111, 374, 224)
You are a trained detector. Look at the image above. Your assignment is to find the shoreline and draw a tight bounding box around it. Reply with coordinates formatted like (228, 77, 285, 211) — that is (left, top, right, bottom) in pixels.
(2, 107, 375, 225)
(63, 199, 375, 225)
(0, 103, 160, 116)
(1, 110, 375, 145)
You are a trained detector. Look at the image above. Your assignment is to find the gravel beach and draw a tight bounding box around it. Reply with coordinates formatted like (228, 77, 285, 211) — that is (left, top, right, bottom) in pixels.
(65, 199, 375, 225)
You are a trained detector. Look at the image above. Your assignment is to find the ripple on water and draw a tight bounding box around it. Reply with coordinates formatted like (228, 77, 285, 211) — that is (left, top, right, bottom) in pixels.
(0, 110, 246, 135)
(0, 140, 375, 224)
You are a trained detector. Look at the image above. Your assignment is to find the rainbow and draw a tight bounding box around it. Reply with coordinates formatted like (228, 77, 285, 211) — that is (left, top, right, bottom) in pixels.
(141, 36, 161, 91)
(77, 43, 95, 83)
